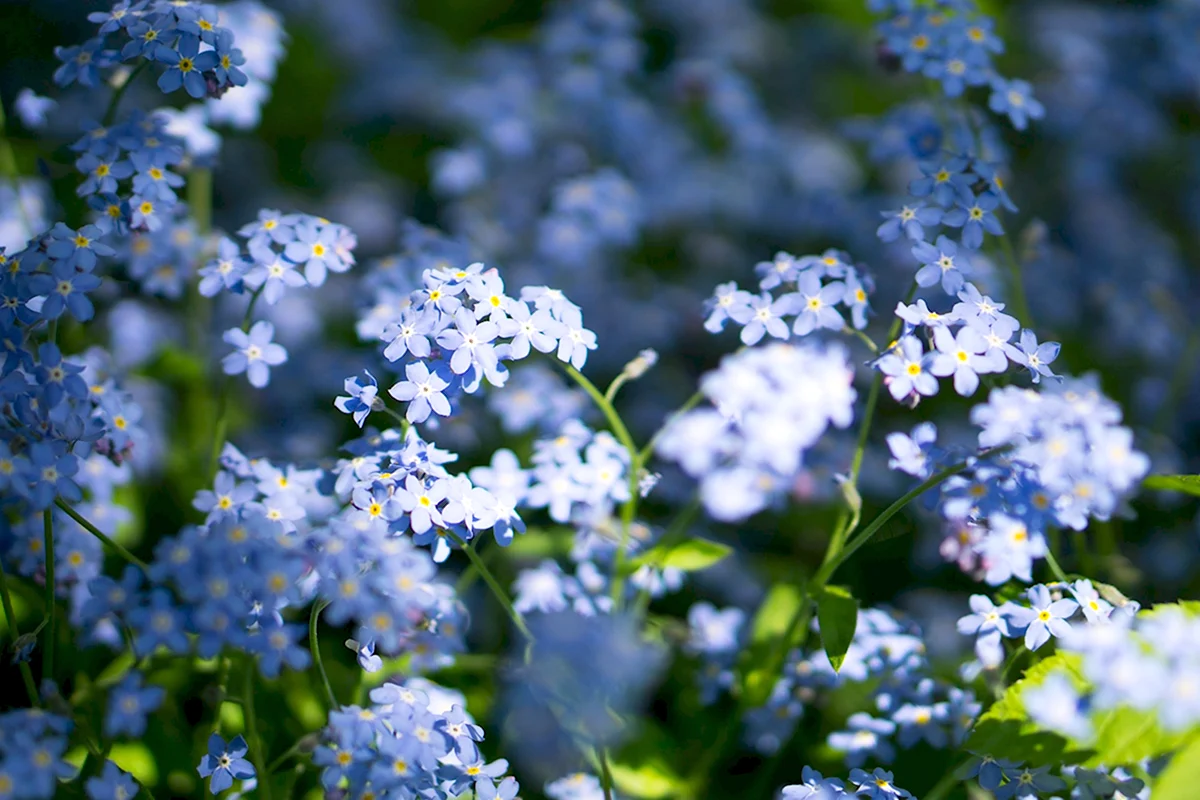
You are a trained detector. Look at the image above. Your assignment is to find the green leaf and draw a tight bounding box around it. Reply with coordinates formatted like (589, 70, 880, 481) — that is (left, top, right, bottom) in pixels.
(634, 538, 731, 572)
(1151, 734, 1200, 800)
(816, 585, 858, 672)
(966, 652, 1088, 766)
(738, 583, 804, 706)
(968, 638, 1200, 769)
(1143, 474, 1200, 497)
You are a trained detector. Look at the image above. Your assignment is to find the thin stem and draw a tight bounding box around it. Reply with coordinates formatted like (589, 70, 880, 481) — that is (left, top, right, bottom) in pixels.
(843, 326, 879, 353)
(562, 364, 637, 457)
(102, 60, 150, 127)
(56, 499, 149, 571)
(923, 757, 973, 800)
(816, 453, 986, 586)
(999, 644, 1029, 689)
(998, 233, 1034, 328)
(41, 508, 55, 684)
(243, 666, 274, 800)
(1043, 547, 1070, 584)
(188, 167, 213, 236)
(638, 389, 704, 465)
(597, 748, 616, 800)
(448, 532, 533, 642)
(0, 558, 40, 705)
(309, 599, 338, 709)
(267, 735, 308, 774)
(560, 363, 642, 609)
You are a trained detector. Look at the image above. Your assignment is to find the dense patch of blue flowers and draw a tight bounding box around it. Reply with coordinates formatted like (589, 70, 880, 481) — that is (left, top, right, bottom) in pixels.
(0, 0, 1197, 798)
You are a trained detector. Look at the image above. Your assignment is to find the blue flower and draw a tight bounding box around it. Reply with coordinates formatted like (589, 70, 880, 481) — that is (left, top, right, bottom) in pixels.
(989, 78, 1045, 131)
(848, 767, 910, 799)
(389, 361, 452, 423)
(827, 712, 895, 767)
(222, 321, 288, 389)
(876, 203, 942, 242)
(198, 237, 249, 297)
(908, 158, 973, 208)
(912, 235, 969, 295)
(211, 30, 249, 88)
(790, 271, 846, 336)
(994, 765, 1065, 800)
(878, 336, 938, 402)
(198, 734, 256, 794)
(942, 192, 1003, 250)
(1007, 584, 1078, 651)
(30, 262, 103, 321)
(335, 371, 380, 427)
(729, 292, 792, 345)
(1023, 673, 1091, 741)
(104, 673, 165, 738)
(1003, 329, 1061, 383)
(930, 325, 990, 396)
(86, 761, 140, 800)
(53, 38, 115, 88)
(155, 35, 219, 99)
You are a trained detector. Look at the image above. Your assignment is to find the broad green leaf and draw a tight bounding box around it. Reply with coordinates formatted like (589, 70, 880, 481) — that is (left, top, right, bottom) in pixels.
(1082, 706, 1194, 768)
(969, 630, 1200, 769)
(739, 583, 804, 706)
(1151, 734, 1200, 800)
(1143, 474, 1200, 497)
(635, 539, 731, 572)
(965, 652, 1087, 766)
(749, 583, 805, 645)
(816, 585, 858, 673)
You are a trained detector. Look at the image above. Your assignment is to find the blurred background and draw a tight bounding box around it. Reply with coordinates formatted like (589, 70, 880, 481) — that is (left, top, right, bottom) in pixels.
(1, 0, 1199, 797)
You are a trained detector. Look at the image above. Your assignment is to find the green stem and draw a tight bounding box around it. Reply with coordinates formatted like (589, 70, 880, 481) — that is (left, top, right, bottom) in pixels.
(843, 326, 879, 353)
(923, 757, 973, 800)
(267, 735, 308, 774)
(1043, 546, 1070, 585)
(560, 363, 642, 609)
(597, 748, 616, 800)
(815, 454, 986, 587)
(998, 233, 1034, 328)
(102, 60, 150, 127)
(41, 508, 55, 684)
(448, 532, 533, 642)
(188, 167, 213, 235)
(0, 558, 40, 705)
(55, 499, 148, 571)
(638, 389, 704, 465)
(309, 599, 337, 709)
(998, 644, 1029, 688)
(243, 666, 273, 800)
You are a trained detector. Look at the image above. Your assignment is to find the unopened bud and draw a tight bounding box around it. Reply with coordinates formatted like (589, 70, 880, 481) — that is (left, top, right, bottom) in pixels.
(621, 349, 659, 381)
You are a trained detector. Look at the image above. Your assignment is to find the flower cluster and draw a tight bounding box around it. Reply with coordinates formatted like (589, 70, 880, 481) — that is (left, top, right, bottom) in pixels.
(57, 0, 248, 99)
(657, 342, 856, 521)
(872, 0, 1044, 130)
(316, 679, 520, 800)
(0, 710, 76, 799)
(704, 249, 874, 345)
(780, 765, 914, 800)
(956, 580, 1128, 668)
(371, 264, 595, 424)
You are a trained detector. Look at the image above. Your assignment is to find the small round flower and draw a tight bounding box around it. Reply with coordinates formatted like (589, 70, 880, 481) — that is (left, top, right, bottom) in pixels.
(221, 321, 288, 388)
